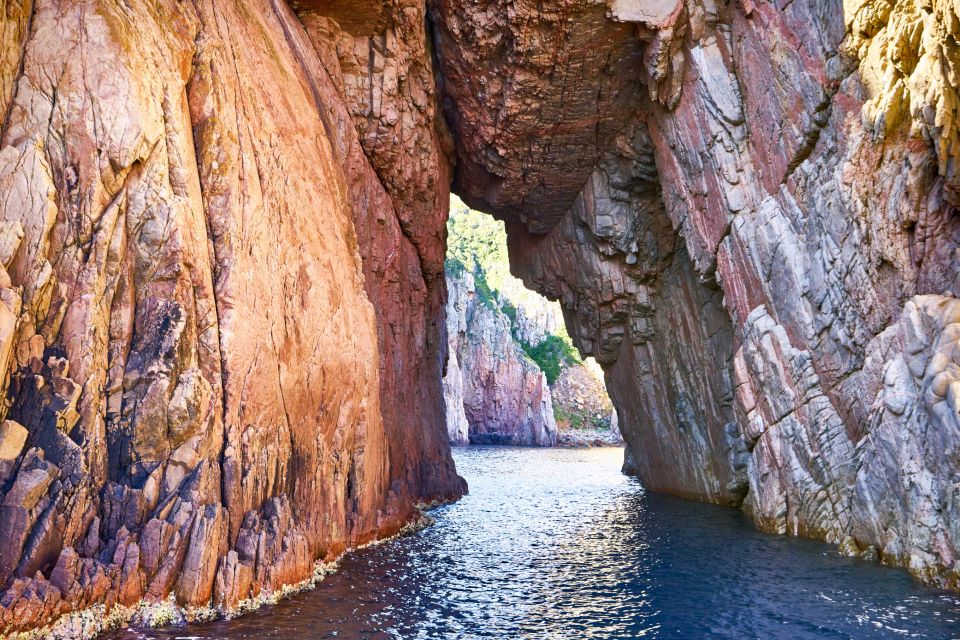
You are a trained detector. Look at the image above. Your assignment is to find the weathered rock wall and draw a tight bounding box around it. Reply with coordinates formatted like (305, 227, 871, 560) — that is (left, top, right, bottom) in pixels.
(444, 270, 557, 446)
(430, 0, 960, 589)
(552, 360, 615, 430)
(294, 0, 464, 509)
(0, 0, 462, 634)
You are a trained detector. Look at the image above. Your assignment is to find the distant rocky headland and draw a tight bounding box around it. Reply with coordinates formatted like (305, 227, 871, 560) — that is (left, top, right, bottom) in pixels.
(442, 199, 620, 448)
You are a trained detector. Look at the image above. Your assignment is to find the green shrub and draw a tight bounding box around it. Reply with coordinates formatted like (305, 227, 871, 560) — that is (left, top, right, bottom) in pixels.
(473, 268, 499, 311)
(553, 402, 585, 430)
(447, 198, 583, 385)
(447, 203, 507, 274)
(520, 334, 580, 384)
(501, 300, 518, 325)
(445, 256, 467, 277)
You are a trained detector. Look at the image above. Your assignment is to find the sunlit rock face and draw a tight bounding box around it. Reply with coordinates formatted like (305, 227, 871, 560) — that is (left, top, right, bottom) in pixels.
(444, 271, 557, 446)
(443, 271, 471, 446)
(1, 0, 959, 633)
(430, 0, 960, 589)
(0, 0, 462, 634)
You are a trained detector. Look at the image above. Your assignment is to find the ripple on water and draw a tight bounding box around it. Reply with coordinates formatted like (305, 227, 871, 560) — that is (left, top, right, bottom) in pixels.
(108, 446, 960, 640)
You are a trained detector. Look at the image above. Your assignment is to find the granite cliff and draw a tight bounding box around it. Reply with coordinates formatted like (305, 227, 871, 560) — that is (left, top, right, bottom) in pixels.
(0, 1, 463, 635)
(441, 200, 616, 447)
(0, 0, 958, 634)
(431, 0, 960, 590)
(444, 269, 557, 446)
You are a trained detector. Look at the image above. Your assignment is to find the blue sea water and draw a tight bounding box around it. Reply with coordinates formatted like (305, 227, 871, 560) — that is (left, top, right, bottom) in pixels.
(111, 446, 960, 639)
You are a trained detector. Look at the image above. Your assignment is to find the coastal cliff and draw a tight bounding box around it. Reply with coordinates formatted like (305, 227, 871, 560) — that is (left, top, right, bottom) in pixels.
(0, 1, 463, 634)
(441, 201, 616, 447)
(444, 269, 558, 446)
(0, 0, 958, 634)
(431, 0, 960, 589)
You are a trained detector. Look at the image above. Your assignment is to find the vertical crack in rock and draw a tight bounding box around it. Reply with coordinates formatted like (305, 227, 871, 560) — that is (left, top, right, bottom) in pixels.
(0, 0, 34, 144)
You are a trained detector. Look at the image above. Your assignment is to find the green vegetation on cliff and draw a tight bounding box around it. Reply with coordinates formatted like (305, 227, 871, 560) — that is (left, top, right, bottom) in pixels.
(445, 196, 616, 443)
(446, 200, 507, 274)
(519, 334, 580, 384)
(446, 196, 581, 381)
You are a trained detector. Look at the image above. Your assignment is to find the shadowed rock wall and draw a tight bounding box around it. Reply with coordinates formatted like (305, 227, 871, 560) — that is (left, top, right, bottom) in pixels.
(430, 0, 960, 589)
(294, 0, 465, 511)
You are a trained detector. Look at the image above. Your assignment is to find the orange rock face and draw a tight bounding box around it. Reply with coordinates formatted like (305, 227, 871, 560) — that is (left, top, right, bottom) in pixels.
(294, 0, 465, 511)
(0, 0, 461, 634)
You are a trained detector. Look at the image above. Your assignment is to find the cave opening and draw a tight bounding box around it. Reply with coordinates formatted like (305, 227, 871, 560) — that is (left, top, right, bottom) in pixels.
(441, 194, 622, 450)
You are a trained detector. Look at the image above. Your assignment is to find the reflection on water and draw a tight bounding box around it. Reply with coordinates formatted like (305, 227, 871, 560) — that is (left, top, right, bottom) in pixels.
(109, 446, 960, 639)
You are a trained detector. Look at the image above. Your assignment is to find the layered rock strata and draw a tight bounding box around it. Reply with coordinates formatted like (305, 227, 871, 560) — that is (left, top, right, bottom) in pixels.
(0, 0, 462, 635)
(430, 0, 960, 589)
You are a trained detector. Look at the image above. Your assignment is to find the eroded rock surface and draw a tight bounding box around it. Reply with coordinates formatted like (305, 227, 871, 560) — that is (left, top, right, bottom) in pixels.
(0, 0, 462, 634)
(431, 0, 960, 589)
(443, 270, 471, 446)
(552, 361, 616, 430)
(444, 270, 557, 446)
(294, 0, 465, 511)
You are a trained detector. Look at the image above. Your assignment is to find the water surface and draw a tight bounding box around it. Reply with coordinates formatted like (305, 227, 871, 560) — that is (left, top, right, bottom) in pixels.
(112, 446, 960, 639)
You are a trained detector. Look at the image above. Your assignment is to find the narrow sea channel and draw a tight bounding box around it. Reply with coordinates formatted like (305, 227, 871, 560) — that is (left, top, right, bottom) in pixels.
(110, 447, 960, 639)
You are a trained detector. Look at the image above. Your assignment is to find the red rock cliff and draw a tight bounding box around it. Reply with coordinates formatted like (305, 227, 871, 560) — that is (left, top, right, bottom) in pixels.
(0, 0, 462, 634)
(430, 0, 960, 590)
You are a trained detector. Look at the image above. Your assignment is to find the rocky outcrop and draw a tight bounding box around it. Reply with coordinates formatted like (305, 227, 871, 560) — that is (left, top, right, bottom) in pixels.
(442, 263, 616, 448)
(0, 1, 462, 635)
(442, 199, 609, 447)
(552, 360, 617, 432)
(444, 270, 557, 446)
(431, 0, 960, 590)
